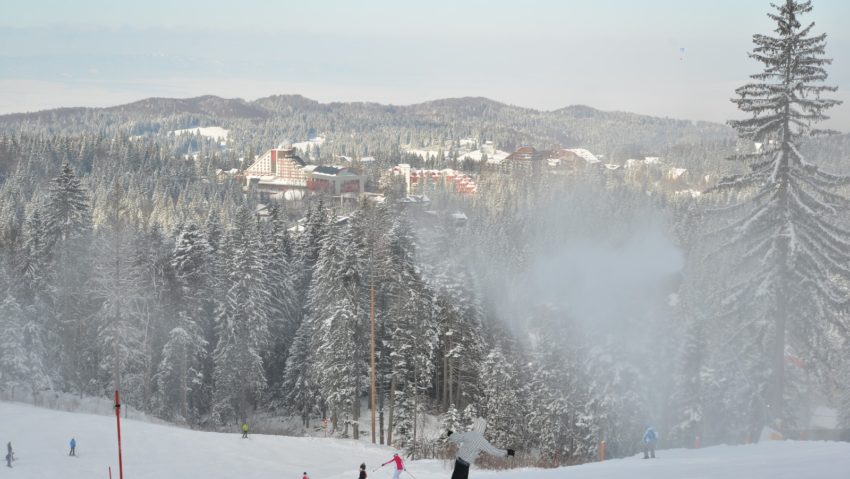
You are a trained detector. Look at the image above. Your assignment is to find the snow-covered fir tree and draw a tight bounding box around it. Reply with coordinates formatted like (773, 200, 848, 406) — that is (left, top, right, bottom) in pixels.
(708, 0, 850, 428)
(310, 220, 367, 437)
(261, 207, 298, 404)
(0, 295, 30, 397)
(211, 206, 270, 424)
(43, 163, 95, 394)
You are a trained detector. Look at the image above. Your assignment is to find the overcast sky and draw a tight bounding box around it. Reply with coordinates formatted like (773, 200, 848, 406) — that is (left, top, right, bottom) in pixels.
(2, 0, 849, 130)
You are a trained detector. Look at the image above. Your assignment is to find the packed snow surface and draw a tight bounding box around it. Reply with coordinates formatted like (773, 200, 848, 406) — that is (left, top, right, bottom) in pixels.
(3, 400, 849, 479)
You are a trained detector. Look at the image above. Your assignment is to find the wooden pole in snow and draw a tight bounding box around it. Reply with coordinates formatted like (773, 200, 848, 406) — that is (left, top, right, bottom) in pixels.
(370, 284, 377, 444)
(114, 390, 124, 479)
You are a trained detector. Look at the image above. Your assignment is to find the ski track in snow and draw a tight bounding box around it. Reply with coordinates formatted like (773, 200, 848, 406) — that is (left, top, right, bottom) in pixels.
(2, 400, 849, 479)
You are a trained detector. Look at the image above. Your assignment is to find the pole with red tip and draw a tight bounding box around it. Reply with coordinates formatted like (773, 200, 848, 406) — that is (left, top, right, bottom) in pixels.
(115, 390, 124, 479)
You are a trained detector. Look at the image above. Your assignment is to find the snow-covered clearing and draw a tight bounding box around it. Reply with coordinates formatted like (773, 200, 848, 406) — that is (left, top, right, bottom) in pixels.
(292, 137, 326, 152)
(456, 149, 510, 163)
(2, 400, 849, 479)
(171, 126, 230, 140)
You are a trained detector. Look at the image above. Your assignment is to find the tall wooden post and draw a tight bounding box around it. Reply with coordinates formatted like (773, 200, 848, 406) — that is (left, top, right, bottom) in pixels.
(370, 284, 377, 444)
(114, 390, 124, 479)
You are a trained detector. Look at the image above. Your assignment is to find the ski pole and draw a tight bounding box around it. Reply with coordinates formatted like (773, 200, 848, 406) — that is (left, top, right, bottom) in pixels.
(405, 470, 417, 479)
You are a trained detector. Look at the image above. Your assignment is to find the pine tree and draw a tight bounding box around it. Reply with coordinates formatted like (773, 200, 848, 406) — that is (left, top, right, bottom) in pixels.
(262, 207, 298, 403)
(708, 0, 849, 428)
(440, 403, 462, 446)
(211, 207, 270, 424)
(0, 295, 29, 398)
(130, 224, 173, 414)
(389, 282, 435, 454)
(92, 179, 146, 398)
(152, 311, 208, 423)
(281, 314, 320, 428)
(43, 163, 94, 394)
(460, 403, 478, 432)
(45, 163, 91, 248)
(310, 221, 368, 437)
(478, 347, 522, 449)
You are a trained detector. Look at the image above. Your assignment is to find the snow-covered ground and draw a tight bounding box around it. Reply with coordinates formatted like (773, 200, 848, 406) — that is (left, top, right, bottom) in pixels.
(171, 126, 230, 141)
(456, 149, 510, 163)
(292, 137, 326, 152)
(403, 147, 510, 164)
(3, 400, 849, 479)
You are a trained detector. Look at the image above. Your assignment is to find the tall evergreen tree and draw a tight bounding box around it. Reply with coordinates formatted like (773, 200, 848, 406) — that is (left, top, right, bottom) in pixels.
(0, 295, 30, 398)
(708, 0, 849, 428)
(262, 207, 298, 403)
(297, 220, 368, 437)
(43, 163, 94, 394)
(211, 207, 270, 424)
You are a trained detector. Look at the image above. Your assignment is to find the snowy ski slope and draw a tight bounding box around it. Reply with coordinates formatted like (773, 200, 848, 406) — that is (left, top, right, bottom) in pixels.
(2, 400, 849, 479)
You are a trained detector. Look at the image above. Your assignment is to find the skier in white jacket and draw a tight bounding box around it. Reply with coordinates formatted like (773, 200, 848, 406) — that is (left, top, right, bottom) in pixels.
(446, 418, 514, 479)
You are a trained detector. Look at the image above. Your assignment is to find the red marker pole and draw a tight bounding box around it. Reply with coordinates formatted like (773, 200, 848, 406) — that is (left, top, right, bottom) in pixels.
(599, 440, 605, 462)
(114, 390, 124, 479)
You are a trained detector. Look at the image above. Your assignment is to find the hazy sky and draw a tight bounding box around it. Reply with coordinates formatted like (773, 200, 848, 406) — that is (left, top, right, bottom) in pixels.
(2, 0, 849, 130)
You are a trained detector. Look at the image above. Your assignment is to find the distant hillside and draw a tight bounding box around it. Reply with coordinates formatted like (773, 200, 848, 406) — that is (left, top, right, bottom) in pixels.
(0, 94, 742, 173)
(105, 95, 270, 120)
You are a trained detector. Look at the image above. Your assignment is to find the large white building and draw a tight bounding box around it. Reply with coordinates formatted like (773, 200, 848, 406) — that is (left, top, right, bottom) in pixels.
(245, 147, 308, 188)
(245, 147, 364, 196)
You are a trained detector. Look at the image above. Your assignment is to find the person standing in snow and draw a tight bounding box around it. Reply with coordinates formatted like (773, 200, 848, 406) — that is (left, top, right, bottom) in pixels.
(643, 425, 658, 459)
(5, 451, 11, 468)
(359, 463, 367, 479)
(381, 453, 405, 479)
(242, 422, 249, 439)
(446, 418, 514, 479)
(5, 442, 12, 462)
(69, 437, 76, 456)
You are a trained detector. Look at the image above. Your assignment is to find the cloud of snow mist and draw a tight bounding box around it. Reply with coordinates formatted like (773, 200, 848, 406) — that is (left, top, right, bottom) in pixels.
(523, 229, 684, 334)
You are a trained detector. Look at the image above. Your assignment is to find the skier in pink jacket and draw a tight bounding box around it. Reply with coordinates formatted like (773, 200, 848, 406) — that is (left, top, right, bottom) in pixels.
(381, 453, 405, 479)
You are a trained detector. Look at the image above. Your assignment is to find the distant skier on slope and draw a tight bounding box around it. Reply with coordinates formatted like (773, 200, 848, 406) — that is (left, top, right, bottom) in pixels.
(643, 425, 658, 459)
(381, 453, 405, 479)
(69, 437, 76, 456)
(6, 442, 12, 462)
(242, 422, 249, 439)
(359, 462, 367, 479)
(446, 418, 514, 479)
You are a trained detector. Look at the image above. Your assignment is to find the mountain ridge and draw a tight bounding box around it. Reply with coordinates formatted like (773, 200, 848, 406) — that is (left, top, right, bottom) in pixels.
(0, 94, 728, 129)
